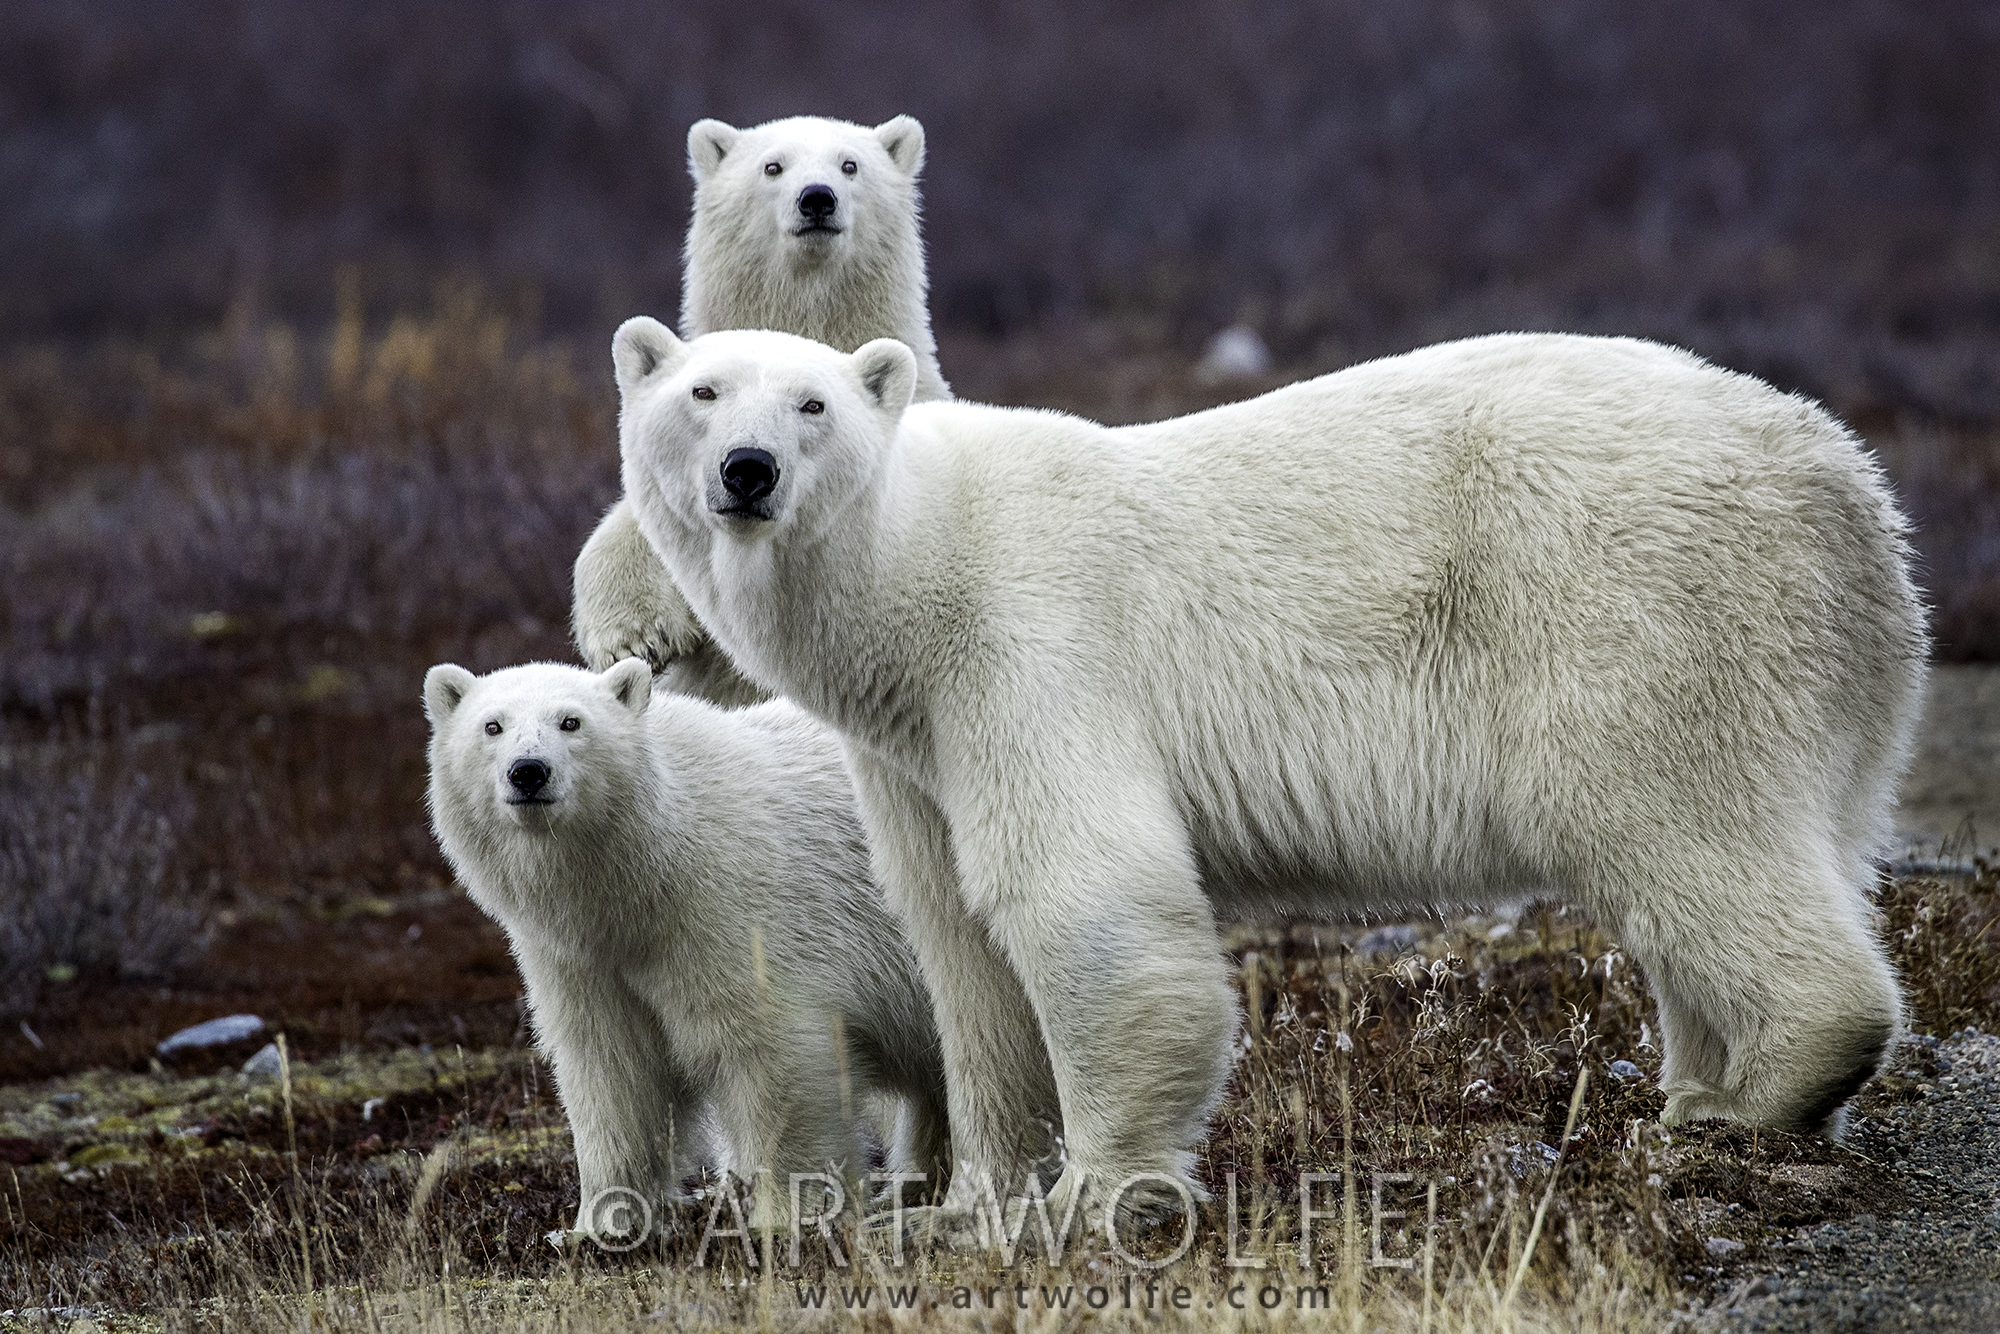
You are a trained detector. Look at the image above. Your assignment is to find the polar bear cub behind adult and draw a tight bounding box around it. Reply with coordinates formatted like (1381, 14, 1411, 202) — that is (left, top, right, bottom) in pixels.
(612, 322, 1924, 1225)
(573, 114, 950, 703)
(424, 659, 949, 1231)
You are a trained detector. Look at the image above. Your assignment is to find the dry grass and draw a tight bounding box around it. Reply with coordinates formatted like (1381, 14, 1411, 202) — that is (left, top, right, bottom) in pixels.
(8, 863, 1997, 1328)
(2, 918, 1692, 1331)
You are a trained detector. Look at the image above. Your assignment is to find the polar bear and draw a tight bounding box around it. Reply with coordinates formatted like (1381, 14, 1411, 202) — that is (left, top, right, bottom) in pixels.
(423, 658, 950, 1231)
(573, 114, 950, 705)
(609, 321, 1927, 1230)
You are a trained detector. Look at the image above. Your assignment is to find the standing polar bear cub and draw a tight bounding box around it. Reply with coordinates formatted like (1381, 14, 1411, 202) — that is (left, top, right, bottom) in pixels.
(424, 659, 949, 1232)
(573, 114, 950, 704)
(612, 321, 1926, 1225)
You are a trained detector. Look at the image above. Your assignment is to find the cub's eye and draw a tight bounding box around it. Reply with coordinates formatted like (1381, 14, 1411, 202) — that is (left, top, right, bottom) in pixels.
(800, 399, 824, 415)
(763, 161, 782, 177)
(484, 720, 502, 736)
(692, 385, 716, 401)
(841, 159, 857, 176)
(559, 716, 580, 732)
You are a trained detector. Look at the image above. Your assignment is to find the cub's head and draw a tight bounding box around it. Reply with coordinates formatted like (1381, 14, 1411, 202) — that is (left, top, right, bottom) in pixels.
(423, 659, 653, 833)
(687, 114, 925, 269)
(613, 322, 915, 541)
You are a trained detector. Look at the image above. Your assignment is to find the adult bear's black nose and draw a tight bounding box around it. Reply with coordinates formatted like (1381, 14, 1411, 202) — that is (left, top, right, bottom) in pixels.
(797, 185, 837, 223)
(507, 758, 550, 796)
(721, 447, 779, 503)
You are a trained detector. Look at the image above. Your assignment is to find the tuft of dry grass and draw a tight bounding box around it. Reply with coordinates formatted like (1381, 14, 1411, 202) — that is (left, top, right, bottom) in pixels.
(0, 742, 200, 1015)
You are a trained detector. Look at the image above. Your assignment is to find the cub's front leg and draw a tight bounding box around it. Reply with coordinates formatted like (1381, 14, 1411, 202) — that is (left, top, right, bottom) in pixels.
(514, 942, 704, 1241)
(572, 499, 707, 673)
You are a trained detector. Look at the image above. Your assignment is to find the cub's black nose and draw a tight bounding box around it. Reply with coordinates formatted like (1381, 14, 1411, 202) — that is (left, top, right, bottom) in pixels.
(721, 447, 779, 503)
(507, 758, 550, 796)
(797, 185, 838, 223)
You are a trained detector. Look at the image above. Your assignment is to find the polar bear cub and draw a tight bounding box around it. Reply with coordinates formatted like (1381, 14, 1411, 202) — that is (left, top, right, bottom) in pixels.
(611, 321, 1925, 1226)
(573, 114, 950, 704)
(424, 658, 949, 1231)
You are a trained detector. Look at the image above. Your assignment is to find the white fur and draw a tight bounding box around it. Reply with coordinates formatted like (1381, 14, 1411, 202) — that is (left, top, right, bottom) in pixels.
(614, 324, 1927, 1227)
(573, 114, 950, 699)
(424, 659, 949, 1228)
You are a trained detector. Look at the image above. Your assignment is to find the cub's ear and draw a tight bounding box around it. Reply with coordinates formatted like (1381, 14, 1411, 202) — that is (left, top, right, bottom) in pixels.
(852, 339, 917, 417)
(612, 317, 686, 398)
(687, 119, 741, 181)
(423, 664, 477, 724)
(603, 657, 653, 715)
(873, 115, 925, 176)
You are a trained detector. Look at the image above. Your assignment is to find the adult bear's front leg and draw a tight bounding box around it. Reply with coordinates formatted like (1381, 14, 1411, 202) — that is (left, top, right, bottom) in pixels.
(845, 750, 1063, 1220)
(952, 759, 1239, 1230)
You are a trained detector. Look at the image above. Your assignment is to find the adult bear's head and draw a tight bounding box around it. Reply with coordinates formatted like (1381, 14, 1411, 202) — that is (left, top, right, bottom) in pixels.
(686, 115, 925, 275)
(612, 320, 916, 545)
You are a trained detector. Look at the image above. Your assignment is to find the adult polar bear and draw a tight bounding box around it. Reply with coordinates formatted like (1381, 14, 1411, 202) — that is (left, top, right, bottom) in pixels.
(611, 321, 1926, 1225)
(572, 114, 951, 703)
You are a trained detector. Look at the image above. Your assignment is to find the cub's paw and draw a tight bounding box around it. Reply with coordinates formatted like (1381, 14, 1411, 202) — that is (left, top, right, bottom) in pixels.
(572, 501, 707, 672)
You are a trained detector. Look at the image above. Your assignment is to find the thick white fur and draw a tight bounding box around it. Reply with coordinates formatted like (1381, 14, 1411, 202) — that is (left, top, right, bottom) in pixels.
(573, 114, 950, 701)
(612, 324, 1927, 1226)
(424, 659, 949, 1228)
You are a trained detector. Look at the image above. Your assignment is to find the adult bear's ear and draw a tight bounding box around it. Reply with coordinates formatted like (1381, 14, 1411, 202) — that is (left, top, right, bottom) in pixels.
(687, 119, 741, 181)
(873, 116, 925, 176)
(423, 664, 476, 724)
(603, 658, 653, 715)
(853, 339, 917, 417)
(612, 317, 686, 398)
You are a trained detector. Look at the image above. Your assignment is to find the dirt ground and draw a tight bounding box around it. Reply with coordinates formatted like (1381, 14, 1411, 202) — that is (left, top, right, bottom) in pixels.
(1897, 664, 2000, 854)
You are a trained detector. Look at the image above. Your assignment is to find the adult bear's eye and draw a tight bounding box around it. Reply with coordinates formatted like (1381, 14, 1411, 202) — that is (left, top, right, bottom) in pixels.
(484, 720, 502, 736)
(841, 160, 857, 176)
(764, 161, 782, 177)
(801, 399, 824, 415)
(692, 385, 716, 401)
(559, 717, 580, 732)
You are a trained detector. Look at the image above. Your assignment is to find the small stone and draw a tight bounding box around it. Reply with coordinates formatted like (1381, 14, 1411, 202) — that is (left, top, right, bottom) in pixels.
(1197, 326, 1272, 383)
(1355, 924, 1421, 957)
(1607, 1059, 1644, 1081)
(158, 1015, 265, 1056)
(1706, 1236, 1746, 1256)
(1508, 1141, 1560, 1175)
(240, 1043, 284, 1080)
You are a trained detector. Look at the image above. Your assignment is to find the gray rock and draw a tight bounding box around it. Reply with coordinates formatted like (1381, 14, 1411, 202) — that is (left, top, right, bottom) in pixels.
(1508, 1140, 1561, 1176)
(240, 1042, 284, 1080)
(1707, 1236, 1747, 1256)
(1607, 1059, 1644, 1080)
(158, 1014, 264, 1055)
(1355, 924, 1422, 957)
(1197, 326, 1272, 382)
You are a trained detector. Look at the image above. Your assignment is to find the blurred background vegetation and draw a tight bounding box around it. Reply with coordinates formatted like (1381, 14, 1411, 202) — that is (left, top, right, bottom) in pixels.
(1, 0, 1996, 1046)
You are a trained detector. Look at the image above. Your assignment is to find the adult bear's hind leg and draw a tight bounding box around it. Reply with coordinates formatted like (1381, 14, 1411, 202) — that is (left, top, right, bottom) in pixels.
(1599, 849, 1899, 1135)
